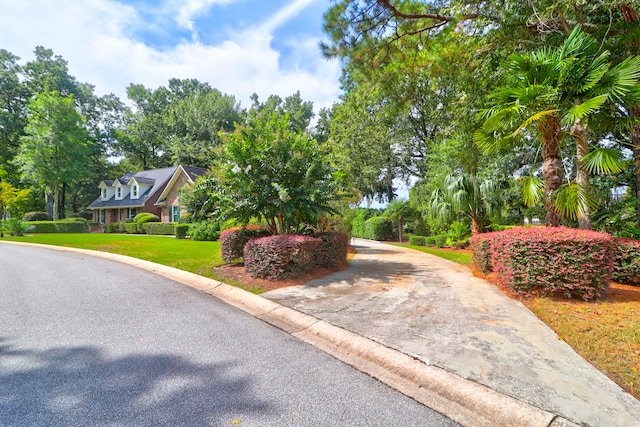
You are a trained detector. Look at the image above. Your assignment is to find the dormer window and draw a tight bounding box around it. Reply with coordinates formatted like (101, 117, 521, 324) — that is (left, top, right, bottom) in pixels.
(101, 188, 107, 200)
(132, 185, 138, 199)
(116, 187, 122, 199)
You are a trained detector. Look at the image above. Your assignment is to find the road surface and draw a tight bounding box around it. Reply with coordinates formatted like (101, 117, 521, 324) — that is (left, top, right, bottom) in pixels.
(0, 243, 458, 426)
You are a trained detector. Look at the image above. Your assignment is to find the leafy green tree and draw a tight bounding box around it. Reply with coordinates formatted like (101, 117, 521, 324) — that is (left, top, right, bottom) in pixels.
(15, 91, 93, 219)
(210, 112, 341, 235)
(248, 92, 313, 134)
(165, 89, 242, 168)
(0, 181, 30, 220)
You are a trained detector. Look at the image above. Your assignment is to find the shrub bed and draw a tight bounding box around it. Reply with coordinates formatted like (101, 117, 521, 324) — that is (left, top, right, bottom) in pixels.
(490, 227, 614, 300)
(175, 224, 189, 239)
(469, 232, 498, 274)
(133, 213, 160, 233)
(144, 222, 177, 235)
(409, 235, 427, 246)
(613, 238, 640, 286)
(22, 211, 51, 221)
(425, 236, 436, 247)
(314, 231, 349, 268)
(364, 216, 395, 241)
(188, 221, 220, 241)
(434, 234, 447, 248)
(244, 235, 322, 279)
(220, 225, 272, 263)
(124, 222, 139, 234)
(24, 220, 89, 233)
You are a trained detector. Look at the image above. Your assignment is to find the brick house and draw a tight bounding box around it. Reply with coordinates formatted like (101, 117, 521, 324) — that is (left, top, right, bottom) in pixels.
(88, 165, 206, 225)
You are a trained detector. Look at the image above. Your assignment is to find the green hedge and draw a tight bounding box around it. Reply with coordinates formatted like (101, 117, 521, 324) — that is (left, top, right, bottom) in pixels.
(188, 221, 220, 241)
(144, 222, 177, 235)
(124, 222, 139, 234)
(434, 234, 447, 248)
(364, 216, 395, 241)
(409, 235, 426, 246)
(175, 224, 189, 239)
(24, 220, 89, 233)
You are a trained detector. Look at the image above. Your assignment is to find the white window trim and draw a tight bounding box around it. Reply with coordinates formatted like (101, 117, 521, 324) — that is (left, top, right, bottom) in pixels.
(116, 186, 122, 200)
(132, 184, 139, 199)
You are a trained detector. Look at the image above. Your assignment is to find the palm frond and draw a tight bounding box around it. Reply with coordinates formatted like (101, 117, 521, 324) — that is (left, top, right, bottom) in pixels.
(510, 109, 559, 137)
(563, 94, 608, 125)
(552, 183, 598, 220)
(520, 175, 544, 207)
(579, 147, 629, 174)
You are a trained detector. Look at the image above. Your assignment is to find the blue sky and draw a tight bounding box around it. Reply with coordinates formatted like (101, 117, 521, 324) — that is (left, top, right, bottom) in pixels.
(0, 0, 342, 112)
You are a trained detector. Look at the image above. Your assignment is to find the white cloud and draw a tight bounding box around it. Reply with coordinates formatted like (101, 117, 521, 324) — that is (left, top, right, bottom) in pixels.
(0, 0, 341, 111)
(169, 0, 236, 40)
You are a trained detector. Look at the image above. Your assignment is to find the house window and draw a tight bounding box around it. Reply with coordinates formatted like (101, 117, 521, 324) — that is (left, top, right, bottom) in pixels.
(98, 209, 105, 224)
(101, 189, 107, 200)
(169, 205, 180, 222)
(128, 208, 137, 218)
(132, 185, 138, 199)
(116, 187, 122, 199)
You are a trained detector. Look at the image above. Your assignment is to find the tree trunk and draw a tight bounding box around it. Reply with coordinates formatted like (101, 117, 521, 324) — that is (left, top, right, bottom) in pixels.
(571, 117, 591, 230)
(539, 115, 564, 227)
(45, 188, 54, 219)
(620, 5, 640, 230)
(470, 216, 481, 235)
(398, 214, 403, 242)
(52, 185, 60, 221)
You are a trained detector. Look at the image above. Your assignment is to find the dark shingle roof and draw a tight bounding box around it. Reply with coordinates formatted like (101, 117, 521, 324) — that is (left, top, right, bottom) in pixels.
(88, 166, 178, 210)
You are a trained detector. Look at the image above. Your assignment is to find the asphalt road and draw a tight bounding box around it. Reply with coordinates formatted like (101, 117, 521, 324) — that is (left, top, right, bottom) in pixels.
(0, 243, 458, 427)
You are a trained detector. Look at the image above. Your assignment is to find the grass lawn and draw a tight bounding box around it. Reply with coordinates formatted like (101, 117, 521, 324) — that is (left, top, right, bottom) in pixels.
(1, 233, 224, 278)
(392, 243, 473, 265)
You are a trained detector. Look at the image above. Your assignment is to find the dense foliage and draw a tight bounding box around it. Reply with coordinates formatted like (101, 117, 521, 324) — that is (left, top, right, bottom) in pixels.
(219, 225, 272, 264)
(243, 235, 322, 280)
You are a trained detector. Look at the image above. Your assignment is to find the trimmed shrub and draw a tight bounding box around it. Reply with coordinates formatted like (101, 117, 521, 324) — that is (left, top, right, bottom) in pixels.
(144, 222, 177, 235)
(175, 224, 189, 239)
(491, 227, 614, 300)
(314, 231, 349, 268)
(22, 211, 51, 221)
(364, 216, 395, 241)
(220, 225, 272, 263)
(58, 217, 88, 224)
(469, 232, 498, 274)
(23, 220, 89, 233)
(244, 235, 322, 279)
(434, 234, 447, 248)
(188, 221, 220, 241)
(124, 222, 139, 234)
(425, 236, 436, 247)
(103, 222, 119, 233)
(351, 209, 367, 238)
(409, 235, 427, 246)
(490, 224, 516, 232)
(613, 238, 640, 286)
(134, 213, 160, 233)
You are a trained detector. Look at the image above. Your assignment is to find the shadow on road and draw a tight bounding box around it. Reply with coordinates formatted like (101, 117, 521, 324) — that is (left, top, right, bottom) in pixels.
(0, 336, 272, 425)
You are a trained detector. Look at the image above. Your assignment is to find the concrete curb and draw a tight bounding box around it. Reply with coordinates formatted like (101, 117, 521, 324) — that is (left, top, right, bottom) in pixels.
(1, 240, 581, 427)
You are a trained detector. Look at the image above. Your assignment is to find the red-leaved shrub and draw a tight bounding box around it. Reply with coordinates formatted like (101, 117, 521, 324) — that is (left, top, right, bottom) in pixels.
(220, 225, 272, 263)
(244, 235, 322, 279)
(490, 227, 614, 300)
(469, 232, 499, 274)
(313, 231, 349, 268)
(613, 238, 640, 286)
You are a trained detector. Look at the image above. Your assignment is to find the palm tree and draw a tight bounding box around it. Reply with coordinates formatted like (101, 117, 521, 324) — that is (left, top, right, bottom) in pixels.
(475, 26, 640, 228)
(429, 173, 494, 235)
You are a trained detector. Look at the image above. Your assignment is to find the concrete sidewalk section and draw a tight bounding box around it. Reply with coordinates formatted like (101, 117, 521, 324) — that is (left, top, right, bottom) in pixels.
(263, 238, 640, 427)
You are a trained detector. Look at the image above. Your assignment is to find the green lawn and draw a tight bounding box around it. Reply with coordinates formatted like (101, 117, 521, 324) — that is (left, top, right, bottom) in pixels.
(1, 234, 224, 278)
(393, 243, 473, 265)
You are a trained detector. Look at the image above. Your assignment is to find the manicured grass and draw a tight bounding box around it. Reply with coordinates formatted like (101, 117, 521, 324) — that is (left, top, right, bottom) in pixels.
(523, 288, 640, 399)
(1, 234, 224, 278)
(393, 243, 473, 265)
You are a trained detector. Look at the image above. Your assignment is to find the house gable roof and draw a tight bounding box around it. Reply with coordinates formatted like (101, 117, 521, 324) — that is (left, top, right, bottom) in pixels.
(88, 166, 180, 210)
(154, 165, 207, 206)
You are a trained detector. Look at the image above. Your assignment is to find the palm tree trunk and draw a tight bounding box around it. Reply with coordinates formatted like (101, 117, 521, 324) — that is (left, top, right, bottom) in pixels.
(620, 4, 640, 230)
(540, 115, 563, 227)
(571, 117, 591, 229)
(631, 106, 640, 229)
